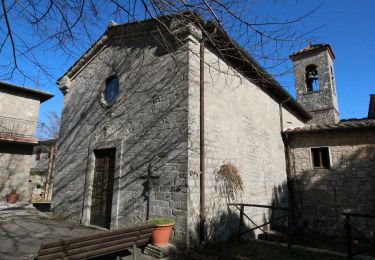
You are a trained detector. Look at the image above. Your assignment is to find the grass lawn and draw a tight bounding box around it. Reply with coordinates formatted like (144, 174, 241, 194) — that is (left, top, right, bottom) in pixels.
(180, 239, 344, 260)
(291, 234, 375, 257)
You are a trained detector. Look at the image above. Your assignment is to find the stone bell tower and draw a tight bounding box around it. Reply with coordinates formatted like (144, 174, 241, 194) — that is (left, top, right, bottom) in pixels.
(290, 44, 339, 125)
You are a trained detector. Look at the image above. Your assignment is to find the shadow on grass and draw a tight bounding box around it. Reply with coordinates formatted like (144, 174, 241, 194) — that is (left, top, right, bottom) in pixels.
(177, 239, 345, 260)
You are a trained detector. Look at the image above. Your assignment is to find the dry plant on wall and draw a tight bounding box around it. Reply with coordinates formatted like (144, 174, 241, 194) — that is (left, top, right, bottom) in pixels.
(188, 163, 244, 241)
(216, 162, 243, 201)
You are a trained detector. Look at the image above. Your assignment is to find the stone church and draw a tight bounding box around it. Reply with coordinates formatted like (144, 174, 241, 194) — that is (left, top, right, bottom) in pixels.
(52, 13, 374, 245)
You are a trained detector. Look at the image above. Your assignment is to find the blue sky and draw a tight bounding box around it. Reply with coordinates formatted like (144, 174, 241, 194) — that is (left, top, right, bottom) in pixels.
(274, 0, 375, 119)
(5, 0, 375, 122)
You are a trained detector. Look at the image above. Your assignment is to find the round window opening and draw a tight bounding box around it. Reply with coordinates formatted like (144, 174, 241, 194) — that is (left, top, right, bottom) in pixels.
(103, 76, 119, 107)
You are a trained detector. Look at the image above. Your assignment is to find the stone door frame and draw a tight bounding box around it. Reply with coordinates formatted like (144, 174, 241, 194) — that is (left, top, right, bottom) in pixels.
(82, 139, 123, 229)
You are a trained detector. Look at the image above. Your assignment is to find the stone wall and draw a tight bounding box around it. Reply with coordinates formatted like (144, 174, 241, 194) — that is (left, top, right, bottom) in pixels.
(0, 89, 41, 123)
(0, 143, 34, 202)
(186, 37, 305, 244)
(289, 129, 375, 237)
(0, 89, 41, 202)
(53, 22, 309, 246)
(52, 32, 190, 240)
(31, 144, 50, 171)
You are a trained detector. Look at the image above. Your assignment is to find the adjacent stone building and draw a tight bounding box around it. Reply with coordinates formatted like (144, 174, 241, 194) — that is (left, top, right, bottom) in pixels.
(0, 81, 53, 203)
(286, 44, 375, 237)
(51, 14, 310, 245)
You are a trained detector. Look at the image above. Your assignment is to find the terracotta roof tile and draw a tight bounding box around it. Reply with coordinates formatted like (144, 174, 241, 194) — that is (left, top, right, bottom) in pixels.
(284, 118, 375, 134)
(289, 43, 335, 60)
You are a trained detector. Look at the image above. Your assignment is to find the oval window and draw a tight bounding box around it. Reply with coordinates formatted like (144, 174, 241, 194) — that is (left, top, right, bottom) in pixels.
(104, 76, 119, 106)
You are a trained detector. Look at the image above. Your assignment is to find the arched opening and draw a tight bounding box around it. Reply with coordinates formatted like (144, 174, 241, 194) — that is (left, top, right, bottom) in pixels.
(305, 65, 319, 93)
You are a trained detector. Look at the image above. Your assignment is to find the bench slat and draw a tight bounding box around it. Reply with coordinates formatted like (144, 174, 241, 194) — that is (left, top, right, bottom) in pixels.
(40, 224, 154, 249)
(67, 237, 150, 260)
(68, 229, 152, 250)
(37, 224, 155, 260)
(38, 228, 152, 256)
(37, 251, 64, 260)
(66, 233, 151, 256)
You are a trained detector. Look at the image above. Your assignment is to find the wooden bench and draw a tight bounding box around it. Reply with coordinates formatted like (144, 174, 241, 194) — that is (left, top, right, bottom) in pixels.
(36, 223, 155, 260)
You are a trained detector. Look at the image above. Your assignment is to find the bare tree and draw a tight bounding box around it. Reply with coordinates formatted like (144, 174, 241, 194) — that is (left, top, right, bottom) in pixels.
(38, 110, 60, 140)
(0, 0, 320, 87)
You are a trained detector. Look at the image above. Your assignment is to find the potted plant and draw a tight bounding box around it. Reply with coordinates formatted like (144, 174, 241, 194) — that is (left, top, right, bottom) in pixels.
(148, 217, 175, 247)
(7, 189, 19, 204)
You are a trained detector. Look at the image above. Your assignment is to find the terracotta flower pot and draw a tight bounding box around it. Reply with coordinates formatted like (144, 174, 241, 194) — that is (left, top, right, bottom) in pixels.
(7, 192, 19, 204)
(151, 221, 175, 247)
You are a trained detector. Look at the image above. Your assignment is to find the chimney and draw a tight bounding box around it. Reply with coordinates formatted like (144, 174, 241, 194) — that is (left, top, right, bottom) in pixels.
(369, 94, 375, 119)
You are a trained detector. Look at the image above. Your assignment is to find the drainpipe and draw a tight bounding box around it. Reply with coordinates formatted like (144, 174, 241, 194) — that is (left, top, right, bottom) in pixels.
(199, 28, 217, 243)
(279, 98, 296, 225)
(199, 36, 206, 244)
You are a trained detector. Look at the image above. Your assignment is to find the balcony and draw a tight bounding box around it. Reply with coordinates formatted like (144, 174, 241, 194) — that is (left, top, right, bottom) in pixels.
(0, 116, 38, 144)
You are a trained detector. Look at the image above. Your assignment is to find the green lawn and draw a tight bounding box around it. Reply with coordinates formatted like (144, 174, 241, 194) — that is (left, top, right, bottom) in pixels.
(291, 234, 375, 257)
(180, 239, 344, 260)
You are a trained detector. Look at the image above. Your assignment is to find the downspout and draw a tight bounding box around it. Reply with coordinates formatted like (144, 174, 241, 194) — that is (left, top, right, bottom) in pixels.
(279, 98, 296, 225)
(199, 37, 206, 244)
(199, 28, 217, 243)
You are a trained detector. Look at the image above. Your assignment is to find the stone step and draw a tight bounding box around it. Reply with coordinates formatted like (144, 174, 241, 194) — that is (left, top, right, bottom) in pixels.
(258, 230, 287, 243)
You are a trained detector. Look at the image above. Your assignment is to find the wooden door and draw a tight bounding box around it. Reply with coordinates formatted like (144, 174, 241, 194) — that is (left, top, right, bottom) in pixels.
(90, 148, 116, 229)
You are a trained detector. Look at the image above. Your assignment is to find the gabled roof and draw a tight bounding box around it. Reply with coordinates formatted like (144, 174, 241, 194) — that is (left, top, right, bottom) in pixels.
(0, 81, 54, 103)
(58, 12, 311, 122)
(284, 118, 375, 134)
(289, 43, 335, 61)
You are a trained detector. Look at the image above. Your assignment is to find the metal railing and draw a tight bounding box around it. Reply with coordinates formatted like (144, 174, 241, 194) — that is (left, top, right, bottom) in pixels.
(228, 203, 292, 249)
(0, 115, 38, 142)
(343, 212, 375, 259)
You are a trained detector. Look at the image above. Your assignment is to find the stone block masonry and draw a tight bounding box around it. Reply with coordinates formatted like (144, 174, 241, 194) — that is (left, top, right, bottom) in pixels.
(291, 46, 339, 125)
(52, 32, 190, 240)
(289, 129, 375, 237)
(53, 18, 309, 246)
(186, 35, 305, 244)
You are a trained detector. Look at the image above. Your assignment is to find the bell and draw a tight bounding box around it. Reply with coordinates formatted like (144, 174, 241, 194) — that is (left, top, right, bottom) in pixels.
(307, 71, 318, 80)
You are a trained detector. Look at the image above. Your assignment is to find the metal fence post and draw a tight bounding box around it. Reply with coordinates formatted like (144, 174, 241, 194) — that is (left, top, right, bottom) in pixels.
(238, 204, 244, 240)
(11, 119, 15, 139)
(287, 210, 292, 250)
(346, 214, 352, 260)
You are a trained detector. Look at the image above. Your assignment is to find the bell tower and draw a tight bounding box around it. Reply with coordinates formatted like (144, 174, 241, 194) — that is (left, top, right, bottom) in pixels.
(290, 44, 339, 125)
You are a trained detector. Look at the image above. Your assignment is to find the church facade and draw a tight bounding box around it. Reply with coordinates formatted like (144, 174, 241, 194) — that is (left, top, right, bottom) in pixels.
(51, 14, 374, 244)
